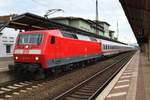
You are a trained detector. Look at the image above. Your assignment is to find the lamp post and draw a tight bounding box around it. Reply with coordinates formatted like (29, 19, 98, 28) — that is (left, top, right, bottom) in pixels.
(44, 9, 64, 18)
(96, 0, 99, 35)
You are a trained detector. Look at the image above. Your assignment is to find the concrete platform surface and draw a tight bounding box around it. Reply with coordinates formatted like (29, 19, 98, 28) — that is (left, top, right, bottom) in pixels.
(137, 52, 150, 100)
(96, 51, 147, 100)
(0, 57, 13, 72)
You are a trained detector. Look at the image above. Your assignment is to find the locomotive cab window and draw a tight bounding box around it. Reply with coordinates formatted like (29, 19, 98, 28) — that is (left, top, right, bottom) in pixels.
(18, 34, 43, 45)
(50, 36, 55, 44)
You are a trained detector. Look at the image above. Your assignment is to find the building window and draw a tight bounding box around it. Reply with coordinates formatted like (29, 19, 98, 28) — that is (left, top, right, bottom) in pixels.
(2, 36, 7, 39)
(109, 33, 112, 38)
(9, 37, 14, 39)
(6, 45, 11, 53)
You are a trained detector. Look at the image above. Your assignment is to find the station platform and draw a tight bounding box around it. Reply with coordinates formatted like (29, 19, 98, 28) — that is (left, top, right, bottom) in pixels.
(0, 57, 13, 72)
(96, 51, 148, 100)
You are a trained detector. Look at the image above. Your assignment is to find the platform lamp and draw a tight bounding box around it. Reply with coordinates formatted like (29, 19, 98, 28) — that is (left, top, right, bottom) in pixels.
(44, 9, 64, 19)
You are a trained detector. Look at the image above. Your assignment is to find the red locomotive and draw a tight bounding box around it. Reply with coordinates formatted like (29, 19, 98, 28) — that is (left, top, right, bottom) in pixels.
(9, 29, 132, 78)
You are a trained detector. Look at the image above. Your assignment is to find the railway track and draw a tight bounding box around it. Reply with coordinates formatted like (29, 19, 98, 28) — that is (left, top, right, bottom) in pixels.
(0, 80, 36, 99)
(0, 52, 134, 100)
(0, 77, 54, 99)
(53, 52, 134, 100)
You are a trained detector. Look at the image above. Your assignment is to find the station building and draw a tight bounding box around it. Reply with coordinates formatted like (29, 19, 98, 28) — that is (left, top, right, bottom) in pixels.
(50, 17, 115, 39)
(0, 28, 17, 57)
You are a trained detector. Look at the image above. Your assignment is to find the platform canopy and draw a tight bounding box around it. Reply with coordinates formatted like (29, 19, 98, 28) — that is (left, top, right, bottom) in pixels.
(0, 12, 124, 44)
(0, 13, 77, 31)
(120, 0, 150, 44)
(0, 13, 99, 37)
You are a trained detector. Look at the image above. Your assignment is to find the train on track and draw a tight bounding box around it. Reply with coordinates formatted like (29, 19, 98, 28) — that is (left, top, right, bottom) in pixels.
(9, 29, 134, 78)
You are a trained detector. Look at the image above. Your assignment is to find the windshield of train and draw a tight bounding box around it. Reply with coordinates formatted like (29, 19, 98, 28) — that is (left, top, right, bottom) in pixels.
(17, 34, 43, 45)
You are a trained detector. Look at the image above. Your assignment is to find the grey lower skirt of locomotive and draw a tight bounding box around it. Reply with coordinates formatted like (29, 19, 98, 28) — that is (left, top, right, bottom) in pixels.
(8, 63, 45, 79)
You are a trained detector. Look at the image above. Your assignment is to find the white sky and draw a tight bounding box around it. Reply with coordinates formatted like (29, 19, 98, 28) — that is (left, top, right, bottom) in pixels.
(0, 0, 137, 44)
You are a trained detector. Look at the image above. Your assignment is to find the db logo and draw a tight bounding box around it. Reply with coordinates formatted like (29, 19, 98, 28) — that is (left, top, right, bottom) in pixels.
(23, 50, 29, 54)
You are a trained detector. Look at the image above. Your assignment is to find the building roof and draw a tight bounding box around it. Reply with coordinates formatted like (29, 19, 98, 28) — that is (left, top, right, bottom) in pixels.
(50, 16, 104, 32)
(94, 20, 110, 26)
(50, 16, 92, 25)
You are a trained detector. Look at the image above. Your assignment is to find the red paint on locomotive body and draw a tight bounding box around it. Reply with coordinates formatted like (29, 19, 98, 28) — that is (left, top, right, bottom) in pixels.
(13, 29, 102, 69)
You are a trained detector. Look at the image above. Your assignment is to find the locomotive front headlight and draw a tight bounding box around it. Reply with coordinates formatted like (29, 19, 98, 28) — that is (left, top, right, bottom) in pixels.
(15, 56, 18, 60)
(35, 57, 39, 61)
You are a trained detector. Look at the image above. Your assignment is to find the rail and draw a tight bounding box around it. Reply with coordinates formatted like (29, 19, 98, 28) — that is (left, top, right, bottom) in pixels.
(53, 52, 134, 100)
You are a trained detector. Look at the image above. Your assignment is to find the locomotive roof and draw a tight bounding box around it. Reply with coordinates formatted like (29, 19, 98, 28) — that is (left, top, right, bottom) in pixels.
(20, 29, 62, 37)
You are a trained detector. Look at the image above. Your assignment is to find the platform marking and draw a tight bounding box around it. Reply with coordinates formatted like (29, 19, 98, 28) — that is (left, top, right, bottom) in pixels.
(127, 68, 134, 70)
(122, 73, 132, 75)
(125, 70, 133, 72)
(8, 86, 18, 89)
(13, 92, 20, 95)
(5, 95, 12, 98)
(118, 79, 130, 83)
(125, 71, 133, 73)
(107, 92, 127, 98)
(114, 84, 129, 89)
(1, 88, 11, 91)
(20, 90, 27, 93)
(126, 70, 134, 72)
(120, 75, 131, 79)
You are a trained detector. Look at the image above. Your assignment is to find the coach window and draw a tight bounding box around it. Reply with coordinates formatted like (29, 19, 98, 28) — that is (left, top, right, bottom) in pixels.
(103, 45, 105, 50)
(50, 36, 55, 44)
(103, 45, 104, 50)
(104, 45, 105, 50)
